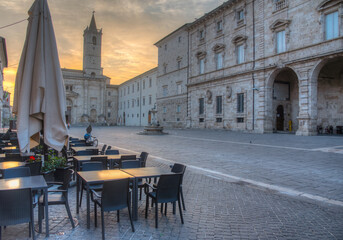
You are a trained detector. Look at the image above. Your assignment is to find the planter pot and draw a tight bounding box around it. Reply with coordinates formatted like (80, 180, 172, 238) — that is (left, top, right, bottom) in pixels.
(42, 170, 55, 182)
(54, 166, 71, 182)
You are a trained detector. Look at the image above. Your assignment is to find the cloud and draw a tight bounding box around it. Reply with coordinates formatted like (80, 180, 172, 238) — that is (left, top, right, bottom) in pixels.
(1, 0, 222, 103)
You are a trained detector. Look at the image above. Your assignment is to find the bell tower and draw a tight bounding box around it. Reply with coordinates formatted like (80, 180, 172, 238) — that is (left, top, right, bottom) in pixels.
(83, 12, 102, 76)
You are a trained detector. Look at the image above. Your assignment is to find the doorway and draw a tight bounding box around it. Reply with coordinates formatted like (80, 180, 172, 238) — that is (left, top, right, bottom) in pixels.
(276, 105, 284, 131)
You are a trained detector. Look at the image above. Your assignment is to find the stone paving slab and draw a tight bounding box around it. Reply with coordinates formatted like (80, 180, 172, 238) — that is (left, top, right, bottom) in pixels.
(1, 159, 343, 239)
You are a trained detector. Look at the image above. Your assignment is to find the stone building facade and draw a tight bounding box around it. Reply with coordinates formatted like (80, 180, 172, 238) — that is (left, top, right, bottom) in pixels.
(62, 14, 118, 125)
(0, 37, 7, 128)
(157, 0, 343, 135)
(155, 24, 189, 128)
(118, 68, 157, 126)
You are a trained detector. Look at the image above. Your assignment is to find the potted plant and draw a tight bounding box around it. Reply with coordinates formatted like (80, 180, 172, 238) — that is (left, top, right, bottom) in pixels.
(25, 155, 42, 176)
(41, 149, 69, 182)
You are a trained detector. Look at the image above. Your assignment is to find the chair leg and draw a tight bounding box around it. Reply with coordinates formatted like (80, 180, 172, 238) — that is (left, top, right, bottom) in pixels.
(30, 205, 35, 240)
(79, 186, 83, 207)
(0, 226, 1, 240)
(139, 187, 142, 200)
(94, 202, 97, 228)
(173, 202, 176, 214)
(161, 203, 163, 214)
(38, 204, 43, 233)
(164, 203, 168, 216)
(101, 209, 105, 240)
(178, 196, 184, 224)
(127, 205, 135, 232)
(145, 194, 149, 219)
(65, 201, 75, 228)
(180, 187, 186, 211)
(155, 200, 158, 228)
(117, 210, 120, 222)
(29, 222, 31, 238)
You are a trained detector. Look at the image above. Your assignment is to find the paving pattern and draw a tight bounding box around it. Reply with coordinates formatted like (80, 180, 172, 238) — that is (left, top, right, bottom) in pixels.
(2, 126, 343, 239)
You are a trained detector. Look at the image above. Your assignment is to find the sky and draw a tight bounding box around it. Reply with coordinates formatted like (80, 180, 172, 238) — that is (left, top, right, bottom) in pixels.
(0, 0, 224, 104)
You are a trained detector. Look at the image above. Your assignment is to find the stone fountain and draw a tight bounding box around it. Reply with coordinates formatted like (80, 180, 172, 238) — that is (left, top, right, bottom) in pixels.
(138, 104, 167, 135)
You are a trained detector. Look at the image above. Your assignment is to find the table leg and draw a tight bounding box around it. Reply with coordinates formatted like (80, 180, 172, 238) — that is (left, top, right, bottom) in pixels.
(76, 174, 80, 214)
(44, 189, 49, 237)
(86, 184, 90, 229)
(132, 178, 138, 221)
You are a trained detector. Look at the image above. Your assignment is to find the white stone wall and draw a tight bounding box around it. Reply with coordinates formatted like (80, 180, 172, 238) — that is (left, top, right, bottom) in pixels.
(118, 68, 157, 126)
(155, 25, 189, 128)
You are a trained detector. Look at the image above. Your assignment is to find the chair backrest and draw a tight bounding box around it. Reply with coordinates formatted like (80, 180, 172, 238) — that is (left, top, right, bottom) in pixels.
(120, 155, 136, 160)
(75, 149, 98, 156)
(171, 163, 186, 184)
(105, 149, 119, 155)
(55, 169, 74, 190)
(139, 152, 149, 167)
(90, 156, 108, 170)
(82, 162, 103, 171)
(101, 178, 130, 211)
(5, 153, 23, 161)
(0, 188, 32, 226)
(156, 173, 182, 203)
(3, 167, 31, 179)
(25, 161, 42, 176)
(101, 144, 107, 154)
(120, 160, 141, 169)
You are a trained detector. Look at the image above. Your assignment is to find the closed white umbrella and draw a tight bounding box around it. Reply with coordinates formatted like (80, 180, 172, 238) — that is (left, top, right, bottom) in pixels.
(13, 0, 68, 153)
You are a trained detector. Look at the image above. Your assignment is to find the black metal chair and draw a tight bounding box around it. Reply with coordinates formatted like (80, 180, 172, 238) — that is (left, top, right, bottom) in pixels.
(100, 145, 107, 155)
(0, 188, 35, 240)
(93, 178, 134, 240)
(79, 162, 104, 207)
(105, 149, 119, 155)
(38, 169, 75, 228)
(171, 163, 186, 211)
(2, 167, 31, 179)
(120, 159, 141, 169)
(138, 152, 149, 167)
(144, 173, 184, 228)
(90, 156, 108, 170)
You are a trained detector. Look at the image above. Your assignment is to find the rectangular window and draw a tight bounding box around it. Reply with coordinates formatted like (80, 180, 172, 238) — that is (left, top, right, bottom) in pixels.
(127, 100, 129, 109)
(108, 91, 111, 96)
(216, 96, 222, 114)
(124, 102, 126, 109)
(137, 82, 139, 91)
(199, 98, 204, 115)
(108, 102, 111, 107)
(143, 80, 145, 89)
(237, 93, 244, 113)
(237, 44, 245, 64)
(276, 30, 286, 53)
(132, 84, 134, 93)
(325, 11, 339, 40)
(177, 60, 181, 70)
(177, 84, 182, 94)
(177, 105, 181, 113)
(199, 118, 204, 122)
(149, 78, 152, 87)
(217, 20, 223, 31)
(137, 98, 139, 106)
(149, 95, 152, 105)
(238, 10, 244, 21)
(199, 29, 204, 39)
(178, 36, 181, 43)
(107, 112, 111, 118)
(216, 53, 223, 70)
(199, 59, 205, 74)
(163, 86, 168, 97)
(132, 99, 134, 108)
(237, 117, 244, 123)
(165, 44, 167, 50)
(216, 118, 222, 123)
(143, 97, 145, 106)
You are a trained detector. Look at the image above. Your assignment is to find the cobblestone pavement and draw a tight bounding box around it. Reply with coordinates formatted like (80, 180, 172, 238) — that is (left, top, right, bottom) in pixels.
(2, 126, 343, 239)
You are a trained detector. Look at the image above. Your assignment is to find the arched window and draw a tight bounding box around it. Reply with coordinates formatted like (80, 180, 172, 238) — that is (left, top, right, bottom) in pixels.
(91, 72, 95, 78)
(92, 36, 96, 45)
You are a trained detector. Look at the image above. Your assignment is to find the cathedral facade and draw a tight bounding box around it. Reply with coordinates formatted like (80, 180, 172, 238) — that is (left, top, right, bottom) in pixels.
(62, 14, 118, 125)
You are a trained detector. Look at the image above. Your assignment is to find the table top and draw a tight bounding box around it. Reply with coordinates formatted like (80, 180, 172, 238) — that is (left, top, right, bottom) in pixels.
(73, 154, 135, 162)
(1, 146, 18, 150)
(0, 175, 48, 191)
(0, 153, 5, 158)
(121, 167, 171, 178)
(71, 146, 99, 151)
(77, 169, 133, 184)
(0, 161, 25, 170)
